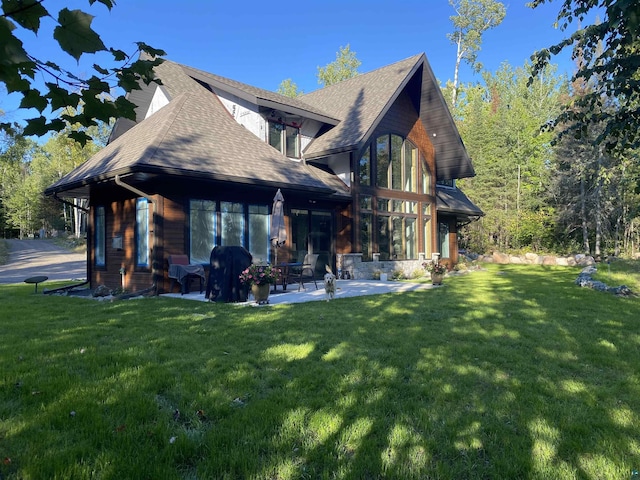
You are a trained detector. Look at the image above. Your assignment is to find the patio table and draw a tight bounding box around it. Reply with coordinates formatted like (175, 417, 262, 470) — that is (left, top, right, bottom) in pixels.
(275, 262, 303, 291)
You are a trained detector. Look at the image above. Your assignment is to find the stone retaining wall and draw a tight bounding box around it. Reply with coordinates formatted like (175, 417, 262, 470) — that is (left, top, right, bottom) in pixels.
(337, 253, 428, 280)
(478, 252, 597, 267)
(337, 251, 600, 281)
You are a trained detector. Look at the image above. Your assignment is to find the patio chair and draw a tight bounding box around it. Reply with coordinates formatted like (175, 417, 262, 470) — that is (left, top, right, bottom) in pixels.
(291, 253, 319, 291)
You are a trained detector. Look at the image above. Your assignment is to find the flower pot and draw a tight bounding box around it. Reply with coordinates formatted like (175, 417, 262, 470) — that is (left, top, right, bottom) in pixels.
(251, 283, 270, 304)
(431, 273, 444, 285)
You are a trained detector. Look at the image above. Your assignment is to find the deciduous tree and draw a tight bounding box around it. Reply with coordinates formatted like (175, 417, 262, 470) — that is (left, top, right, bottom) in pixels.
(277, 79, 302, 97)
(447, 0, 506, 106)
(317, 44, 361, 87)
(529, 0, 640, 152)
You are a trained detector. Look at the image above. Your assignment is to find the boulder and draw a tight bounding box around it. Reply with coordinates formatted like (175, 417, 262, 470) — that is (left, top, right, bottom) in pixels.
(525, 252, 540, 262)
(575, 255, 596, 266)
(542, 256, 557, 265)
(492, 252, 510, 264)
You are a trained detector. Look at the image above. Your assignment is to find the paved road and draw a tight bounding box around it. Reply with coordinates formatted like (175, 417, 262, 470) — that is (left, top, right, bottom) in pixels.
(0, 239, 87, 285)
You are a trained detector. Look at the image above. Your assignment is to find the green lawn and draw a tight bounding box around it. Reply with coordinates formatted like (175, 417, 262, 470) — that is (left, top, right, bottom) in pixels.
(1, 263, 639, 479)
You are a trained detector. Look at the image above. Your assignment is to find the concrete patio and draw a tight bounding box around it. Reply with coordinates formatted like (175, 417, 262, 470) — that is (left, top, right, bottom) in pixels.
(162, 279, 440, 305)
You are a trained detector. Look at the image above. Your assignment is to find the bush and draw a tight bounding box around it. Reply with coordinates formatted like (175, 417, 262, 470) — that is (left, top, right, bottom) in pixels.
(391, 270, 405, 280)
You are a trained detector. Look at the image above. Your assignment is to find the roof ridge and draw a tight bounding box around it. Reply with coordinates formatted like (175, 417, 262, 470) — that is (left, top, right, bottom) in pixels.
(302, 53, 424, 97)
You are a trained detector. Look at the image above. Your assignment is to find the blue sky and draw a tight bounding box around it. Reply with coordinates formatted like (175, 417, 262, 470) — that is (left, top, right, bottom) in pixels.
(1, 0, 582, 131)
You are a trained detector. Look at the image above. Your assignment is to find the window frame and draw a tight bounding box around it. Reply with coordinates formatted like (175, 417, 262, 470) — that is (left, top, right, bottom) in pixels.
(356, 133, 431, 261)
(268, 119, 300, 158)
(189, 199, 271, 265)
(95, 205, 105, 267)
(136, 198, 149, 267)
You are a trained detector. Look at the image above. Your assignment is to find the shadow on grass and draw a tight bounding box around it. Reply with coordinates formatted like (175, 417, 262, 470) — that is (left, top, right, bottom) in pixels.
(1, 266, 639, 478)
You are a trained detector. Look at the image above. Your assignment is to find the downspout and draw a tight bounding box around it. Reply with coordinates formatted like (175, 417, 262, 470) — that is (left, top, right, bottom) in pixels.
(114, 175, 158, 293)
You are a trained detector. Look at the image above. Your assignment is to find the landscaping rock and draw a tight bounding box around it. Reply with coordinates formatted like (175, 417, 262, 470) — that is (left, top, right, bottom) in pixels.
(93, 285, 111, 297)
(524, 252, 539, 263)
(493, 252, 510, 264)
(575, 266, 634, 296)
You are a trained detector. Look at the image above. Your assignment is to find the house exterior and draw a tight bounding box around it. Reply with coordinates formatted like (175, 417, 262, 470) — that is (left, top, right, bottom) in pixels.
(45, 53, 482, 293)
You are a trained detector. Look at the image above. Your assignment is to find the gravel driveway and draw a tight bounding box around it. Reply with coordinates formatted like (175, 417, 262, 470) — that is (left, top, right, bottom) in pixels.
(0, 239, 87, 285)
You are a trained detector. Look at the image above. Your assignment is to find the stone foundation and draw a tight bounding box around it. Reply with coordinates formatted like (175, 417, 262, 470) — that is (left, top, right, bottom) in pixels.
(337, 253, 429, 280)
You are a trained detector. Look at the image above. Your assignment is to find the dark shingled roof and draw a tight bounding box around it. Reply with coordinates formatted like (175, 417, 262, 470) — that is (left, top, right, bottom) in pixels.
(436, 186, 484, 217)
(46, 87, 345, 197)
(300, 53, 475, 181)
(179, 64, 340, 125)
(301, 55, 423, 157)
(47, 53, 474, 199)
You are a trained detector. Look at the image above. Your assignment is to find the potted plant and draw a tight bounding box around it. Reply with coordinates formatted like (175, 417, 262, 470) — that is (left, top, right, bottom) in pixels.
(423, 261, 446, 285)
(239, 264, 281, 304)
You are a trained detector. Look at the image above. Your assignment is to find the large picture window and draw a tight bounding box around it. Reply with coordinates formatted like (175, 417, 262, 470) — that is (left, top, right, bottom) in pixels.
(367, 134, 422, 193)
(249, 205, 269, 264)
(95, 206, 105, 266)
(357, 134, 430, 260)
(136, 198, 149, 266)
(221, 202, 244, 246)
(359, 146, 371, 186)
(190, 200, 216, 264)
(189, 200, 270, 265)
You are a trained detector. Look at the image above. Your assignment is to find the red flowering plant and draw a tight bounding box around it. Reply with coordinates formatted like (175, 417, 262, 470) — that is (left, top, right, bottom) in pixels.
(422, 261, 447, 275)
(239, 264, 281, 286)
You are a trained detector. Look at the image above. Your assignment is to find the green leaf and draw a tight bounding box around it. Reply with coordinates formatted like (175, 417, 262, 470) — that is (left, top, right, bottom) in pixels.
(114, 96, 137, 121)
(45, 83, 81, 111)
(89, 0, 115, 9)
(53, 9, 106, 61)
(136, 42, 167, 58)
(117, 69, 141, 92)
(67, 130, 91, 147)
(2, 0, 49, 33)
(109, 48, 128, 62)
(22, 116, 49, 137)
(19, 88, 47, 112)
(0, 121, 16, 136)
(0, 18, 31, 65)
(47, 118, 66, 132)
(0, 63, 31, 93)
(93, 63, 109, 75)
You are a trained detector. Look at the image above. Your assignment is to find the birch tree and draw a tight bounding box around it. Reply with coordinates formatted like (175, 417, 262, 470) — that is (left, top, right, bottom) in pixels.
(447, 0, 506, 106)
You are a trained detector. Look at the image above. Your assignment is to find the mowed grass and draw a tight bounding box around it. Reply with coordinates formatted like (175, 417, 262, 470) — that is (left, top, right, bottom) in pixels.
(1, 263, 639, 479)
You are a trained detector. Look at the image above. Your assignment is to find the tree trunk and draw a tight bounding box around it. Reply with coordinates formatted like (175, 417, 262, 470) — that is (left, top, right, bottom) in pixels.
(452, 33, 462, 106)
(580, 174, 590, 254)
(594, 153, 603, 257)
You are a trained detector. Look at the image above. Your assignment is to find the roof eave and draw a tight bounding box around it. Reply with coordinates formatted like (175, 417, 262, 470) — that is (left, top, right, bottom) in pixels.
(45, 165, 339, 198)
(184, 67, 340, 126)
(257, 98, 340, 125)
